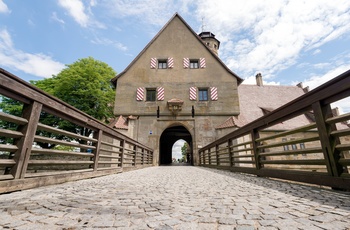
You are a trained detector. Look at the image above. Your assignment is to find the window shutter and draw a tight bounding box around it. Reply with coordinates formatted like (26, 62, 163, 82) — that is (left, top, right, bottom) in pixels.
(210, 87, 218, 100)
(189, 87, 197, 100)
(168, 57, 174, 68)
(150, 58, 157, 69)
(157, 87, 164, 101)
(199, 57, 206, 68)
(183, 58, 189, 68)
(136, 87, 145, 101)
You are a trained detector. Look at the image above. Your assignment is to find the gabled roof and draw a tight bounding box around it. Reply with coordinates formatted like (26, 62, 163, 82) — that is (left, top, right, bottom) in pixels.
(111, 13, 243, 85)
(109, 115, 128, 130)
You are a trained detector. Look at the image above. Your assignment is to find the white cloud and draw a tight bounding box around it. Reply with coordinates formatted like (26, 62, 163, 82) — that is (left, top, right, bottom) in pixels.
(303, 65, 350, 91)
(58, 0, 89, 27)
(102, 1, 350, 82)
(312, 49, 321, 55)
(303, 65, 350, 113)
(0, 29, 65, 78)
(91, 37, 127, 51)
(51, 12, 65, 24)
(172, 139, 186, 160)
(58, 0, 105, 29)
(0, 0, 10, 14)
(194, 0, 350, 79)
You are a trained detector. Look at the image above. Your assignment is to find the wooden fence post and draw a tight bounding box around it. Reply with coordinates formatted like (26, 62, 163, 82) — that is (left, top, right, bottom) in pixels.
(92, 130, 102, 171)
(208, 148, 211, 165)
(11, 101, 42, 179)
(133, 145, 137, 167)
(251, 129, 262, 171)
(120, 140, 125, 169)
(312, 102, 343, 177)
(216, 144, 219, 166)
(228, 139, 233, 168)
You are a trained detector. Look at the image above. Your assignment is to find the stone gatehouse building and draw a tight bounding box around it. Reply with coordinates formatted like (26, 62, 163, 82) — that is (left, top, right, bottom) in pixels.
(111, 13, 243, 165)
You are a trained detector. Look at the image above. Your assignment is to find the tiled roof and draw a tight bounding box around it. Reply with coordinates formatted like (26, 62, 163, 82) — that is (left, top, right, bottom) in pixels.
(114, 115, 129, 130)
(216, 84, 309, 130)
(215, 116, 236, 129)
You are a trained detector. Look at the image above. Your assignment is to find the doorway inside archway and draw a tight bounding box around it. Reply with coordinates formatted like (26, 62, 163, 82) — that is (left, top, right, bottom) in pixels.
(159, 126, 192, 165)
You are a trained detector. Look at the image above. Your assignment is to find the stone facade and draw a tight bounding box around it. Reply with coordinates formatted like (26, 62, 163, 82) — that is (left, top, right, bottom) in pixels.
(112, 13, 243, 165)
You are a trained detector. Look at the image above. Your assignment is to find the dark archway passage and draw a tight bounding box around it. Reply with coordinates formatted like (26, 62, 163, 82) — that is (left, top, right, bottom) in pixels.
(159, 126, 192, 165)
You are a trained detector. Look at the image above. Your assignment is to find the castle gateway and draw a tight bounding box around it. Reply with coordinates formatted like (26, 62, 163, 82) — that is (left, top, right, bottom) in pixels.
(111, 13, 243, 165)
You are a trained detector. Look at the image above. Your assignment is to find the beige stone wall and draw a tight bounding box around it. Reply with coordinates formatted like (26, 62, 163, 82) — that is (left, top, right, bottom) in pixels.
(114, 16, 239, 117)
(113, 16, 240, 165)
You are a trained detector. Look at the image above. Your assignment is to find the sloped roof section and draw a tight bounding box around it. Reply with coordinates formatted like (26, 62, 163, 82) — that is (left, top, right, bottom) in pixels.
(112, 115, 128, 130)
(216, 84, 309, 130)
(215, 116, 236, 129)
(111, 12, 243, 85)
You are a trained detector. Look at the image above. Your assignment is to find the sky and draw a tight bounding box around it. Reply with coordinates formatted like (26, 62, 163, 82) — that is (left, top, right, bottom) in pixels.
(1, 0, 350, 156)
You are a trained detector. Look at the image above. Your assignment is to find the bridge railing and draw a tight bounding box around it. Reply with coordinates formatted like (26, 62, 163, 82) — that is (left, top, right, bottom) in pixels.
(199, 69, 350, 190)
(0, 68, 153, 193)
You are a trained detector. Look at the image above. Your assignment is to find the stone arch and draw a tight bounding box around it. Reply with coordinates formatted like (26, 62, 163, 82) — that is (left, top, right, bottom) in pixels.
(159, 124, 193, 165)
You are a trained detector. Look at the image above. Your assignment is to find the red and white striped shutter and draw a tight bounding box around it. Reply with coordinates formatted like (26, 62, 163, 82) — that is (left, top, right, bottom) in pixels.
(199, 58, 206, 68)
(136, 87, 145, 101)
(183, 58, 189, 68)
(157, 87, 164, 101)
(150, 58, 157, 69)
(210, 87, 218, 101)
(168, 57, 174, 68)
(189, 87, 197, 100)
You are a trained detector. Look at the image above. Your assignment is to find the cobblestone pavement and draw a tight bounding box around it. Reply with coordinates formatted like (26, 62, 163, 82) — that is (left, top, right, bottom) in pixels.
(0, 166, 349, 230)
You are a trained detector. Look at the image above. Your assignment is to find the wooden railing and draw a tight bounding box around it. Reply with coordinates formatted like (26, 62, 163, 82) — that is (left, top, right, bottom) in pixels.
(199, 69, 350, 190)
(0, 68, 153, 193)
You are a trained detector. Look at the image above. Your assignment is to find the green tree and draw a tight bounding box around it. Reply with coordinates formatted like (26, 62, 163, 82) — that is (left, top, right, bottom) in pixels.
(1, 57, 116, 148)
(181, 142, 188, 162)
(32, 57, 116, 122)
(31, 57, 116, 145)
(0, 97, 23, 145)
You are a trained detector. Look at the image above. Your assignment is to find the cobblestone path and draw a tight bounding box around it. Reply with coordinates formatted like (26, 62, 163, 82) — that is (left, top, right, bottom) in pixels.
(0, 166, 349, 229)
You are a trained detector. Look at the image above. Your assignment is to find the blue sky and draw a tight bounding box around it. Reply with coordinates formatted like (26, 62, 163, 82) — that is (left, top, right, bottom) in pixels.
(1, 0, 350, 158)
(1, 0, 349, 87)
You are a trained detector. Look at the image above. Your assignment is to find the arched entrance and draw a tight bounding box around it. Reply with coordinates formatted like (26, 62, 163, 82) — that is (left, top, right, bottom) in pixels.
(159, 125, 193, 165)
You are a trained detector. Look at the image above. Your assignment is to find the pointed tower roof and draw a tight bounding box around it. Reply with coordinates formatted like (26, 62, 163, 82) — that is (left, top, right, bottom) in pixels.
(111, 13, 243, 85)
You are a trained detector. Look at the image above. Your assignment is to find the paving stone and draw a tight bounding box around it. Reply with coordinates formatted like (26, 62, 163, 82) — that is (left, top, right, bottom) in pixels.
(0, 166, 349, 229)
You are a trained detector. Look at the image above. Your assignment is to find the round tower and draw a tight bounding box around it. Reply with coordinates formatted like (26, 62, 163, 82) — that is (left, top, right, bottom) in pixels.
(198, 31, 220, 56)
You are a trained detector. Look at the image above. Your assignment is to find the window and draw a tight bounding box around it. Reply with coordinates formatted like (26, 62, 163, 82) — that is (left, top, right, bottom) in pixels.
(146, 89, 156, 101)
(158, 60, 167, 69)
(190, 60, 199, 69)
(198, 88, 208, 101)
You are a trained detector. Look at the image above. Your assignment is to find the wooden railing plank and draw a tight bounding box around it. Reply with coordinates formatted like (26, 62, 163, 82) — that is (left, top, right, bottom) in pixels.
(199, 69, 350, 190)
(0, 68, 154, 193)
(37, 123, 97, 143)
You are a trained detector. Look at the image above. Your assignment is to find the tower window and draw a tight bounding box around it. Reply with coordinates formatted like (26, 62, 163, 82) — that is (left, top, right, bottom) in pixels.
(198, 88, 208, 101)
(146, 89, 156, 101)
(158, 60, 167, 69)
(190, 60, 199, 69)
